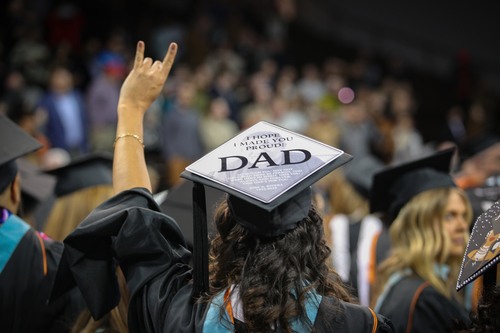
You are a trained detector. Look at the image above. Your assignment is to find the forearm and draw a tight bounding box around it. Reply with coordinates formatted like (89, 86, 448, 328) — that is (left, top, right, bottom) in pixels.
(113, 107, 151, 194)
(111, 41, 177, 194)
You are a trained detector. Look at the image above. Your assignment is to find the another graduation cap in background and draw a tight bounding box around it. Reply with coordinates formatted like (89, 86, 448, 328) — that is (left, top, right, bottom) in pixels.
(456, 200, 500, 292)
(0, 113, 42, 193)
(370, 148, 457, 223)
(344, 154, 385, 199)
(17, 158, 56, 221)
(45, 153, 113, 197)
(180, 120, 353, 296)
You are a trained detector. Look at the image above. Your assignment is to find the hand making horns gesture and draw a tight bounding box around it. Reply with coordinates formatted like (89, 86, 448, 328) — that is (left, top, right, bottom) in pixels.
(113, 41, 177, 194)
(118, 41, 178, 115)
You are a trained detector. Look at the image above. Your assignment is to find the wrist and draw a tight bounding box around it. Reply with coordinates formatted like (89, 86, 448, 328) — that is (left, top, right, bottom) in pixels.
(117, 102, 149, 116)
(117, 111, 144, 134)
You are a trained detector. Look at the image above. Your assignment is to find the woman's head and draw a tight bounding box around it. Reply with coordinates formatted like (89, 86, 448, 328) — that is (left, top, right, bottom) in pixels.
(207, 198, 351, 332)
(390, 187, 472, 266)
(211, 199, 329, 283)
(374, 186, 472, 301)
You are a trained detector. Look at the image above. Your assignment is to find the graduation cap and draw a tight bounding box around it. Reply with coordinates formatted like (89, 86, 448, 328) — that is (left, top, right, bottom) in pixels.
(0, 113, 42, 193)
(344, 154, 385, 199)
(180, 120, 352, 296)
(370, 148, 456, 223)
(45, 153, 113, 197)
(456, 200, 500, 291)
(17, 158, 56, 215)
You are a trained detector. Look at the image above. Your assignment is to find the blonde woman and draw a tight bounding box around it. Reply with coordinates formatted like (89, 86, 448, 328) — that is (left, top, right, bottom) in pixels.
(43, 154, 115, 241)
(371, 149, 472, 333)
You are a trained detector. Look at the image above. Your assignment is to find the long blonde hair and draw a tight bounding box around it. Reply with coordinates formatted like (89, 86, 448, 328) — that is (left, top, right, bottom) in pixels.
(372, 187, 472, 303)
(44, 184, 115, 241)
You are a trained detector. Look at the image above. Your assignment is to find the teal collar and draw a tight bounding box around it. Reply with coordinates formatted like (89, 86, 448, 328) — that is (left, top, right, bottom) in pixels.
(434, 263, 450, 280)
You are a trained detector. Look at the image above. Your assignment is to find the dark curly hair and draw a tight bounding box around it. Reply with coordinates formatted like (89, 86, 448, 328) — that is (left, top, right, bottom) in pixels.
(206, 200, 353, 333)
(456, 284, 500, 333)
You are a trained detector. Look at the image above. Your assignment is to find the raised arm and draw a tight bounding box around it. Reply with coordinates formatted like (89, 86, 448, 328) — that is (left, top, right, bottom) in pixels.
(113, 41, 177, 194)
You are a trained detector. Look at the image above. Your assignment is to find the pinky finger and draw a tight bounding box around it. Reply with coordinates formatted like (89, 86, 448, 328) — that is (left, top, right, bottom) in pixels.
(161, 43, 177, 76)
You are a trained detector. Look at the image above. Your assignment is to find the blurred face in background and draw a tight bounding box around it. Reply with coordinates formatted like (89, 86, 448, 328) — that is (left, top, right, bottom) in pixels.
(50, 67, 74, 94)
(442, 190, 469, 259)
(209, 98, 230, 119)
(177, 81, 196, 108)
(341, 101, 368, 124)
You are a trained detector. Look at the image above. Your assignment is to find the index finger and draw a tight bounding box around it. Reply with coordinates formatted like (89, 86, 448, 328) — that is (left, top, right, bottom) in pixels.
(134, 41, 145, 69)
(162, 42, 178, 76)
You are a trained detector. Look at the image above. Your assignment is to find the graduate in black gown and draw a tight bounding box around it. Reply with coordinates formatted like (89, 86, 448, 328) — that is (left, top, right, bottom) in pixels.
(0, 114, 84, 333)
(51, 41, 393, 333)
(371, 149, 472, 332)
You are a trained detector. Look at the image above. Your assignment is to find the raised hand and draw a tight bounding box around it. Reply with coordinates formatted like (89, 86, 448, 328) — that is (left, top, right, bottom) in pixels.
(118, 41, 177, 115)
(113, 41, 177, 194)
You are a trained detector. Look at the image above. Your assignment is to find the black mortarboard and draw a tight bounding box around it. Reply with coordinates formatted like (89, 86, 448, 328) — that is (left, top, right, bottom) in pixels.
(17, 158, 56, 214)
(370, 148, 457, 222)
(46, 153, 113, 197)
(344, 154, 385, 199)
(0, 113, 42, 193)
(180, 120, 352, 296)
(456, 200, 500, 291)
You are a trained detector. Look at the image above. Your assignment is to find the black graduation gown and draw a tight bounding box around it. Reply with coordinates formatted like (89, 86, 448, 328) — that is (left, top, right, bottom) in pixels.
(376, 275, 470, 333)
(52, 188, 393, 332)
(0, 214, 84, 333)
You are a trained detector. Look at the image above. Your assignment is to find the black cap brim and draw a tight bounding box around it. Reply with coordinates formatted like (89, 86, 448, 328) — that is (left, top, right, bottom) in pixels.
(370, 148, 456, 221)
(45, 153, 113, 197)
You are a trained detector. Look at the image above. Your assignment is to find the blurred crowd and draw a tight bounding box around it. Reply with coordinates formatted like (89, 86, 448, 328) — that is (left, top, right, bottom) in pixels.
(2, 0, 500, 332)
(2, 0, 500, 193)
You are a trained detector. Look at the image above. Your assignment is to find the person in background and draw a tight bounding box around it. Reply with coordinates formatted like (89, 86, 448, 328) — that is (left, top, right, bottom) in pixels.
(37, 66, 88, 156)
(50, 41, 394, 332)
(199, 96, 239, 153)
(0, 114, 84, 332)
(43, 153, 115, 241)
(371, 148, 472, 332)
(324, 154, 387, 306)
(161, 79, 204, 188)
(86, 55, 127, 152)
